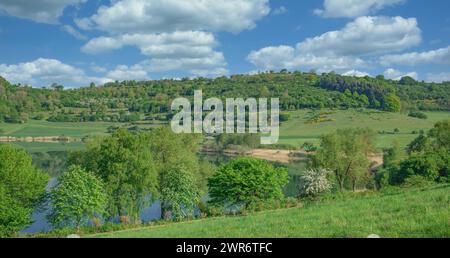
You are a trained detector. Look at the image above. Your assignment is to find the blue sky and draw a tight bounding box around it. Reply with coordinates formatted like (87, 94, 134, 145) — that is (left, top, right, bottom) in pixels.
(0, 0, 449, 87)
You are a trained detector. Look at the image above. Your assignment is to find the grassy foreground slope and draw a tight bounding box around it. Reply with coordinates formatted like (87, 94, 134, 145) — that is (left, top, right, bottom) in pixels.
(93, 185, 449, 238)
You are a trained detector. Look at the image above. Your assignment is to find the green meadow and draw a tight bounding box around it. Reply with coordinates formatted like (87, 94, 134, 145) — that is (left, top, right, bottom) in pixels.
(279, 110, 450, 149)
(0, 120, 117, 138)
(1, 109, 449, 153)
(91, 185, 450, 238)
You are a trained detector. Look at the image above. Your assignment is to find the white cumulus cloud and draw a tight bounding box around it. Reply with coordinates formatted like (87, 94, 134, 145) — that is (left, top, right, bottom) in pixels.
(82, 31, 227, 77)
(298, 16, 421, 56)
(106, 64, 149, 81)
(342, 70, 370, 77)
(384, 68, 418, 80)
(247, 45, 366, 72)
(75, 0, 270, 34)
(142, 52, 228, 74)
(82, 31, 217, 57)
(0, 0, 87, 24)
(314, 0, 406, 18)
(0, 58, 111, 87)
(247, 16, 421, 72)
(380, 45, 450, 66)
(75, 0, 264, 78)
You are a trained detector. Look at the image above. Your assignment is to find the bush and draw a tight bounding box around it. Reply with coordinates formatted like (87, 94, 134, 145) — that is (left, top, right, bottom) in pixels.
(374, 169, 390, 190)
(279, 113, 291, 122)
(298, 169, 332, 197)
(301, 142, 317, 153)
(393, 154, 441, 185)
(408, 111, 428, 120)
(33, 114, 45, 120)
(208, 157, 289, 209)
(199, 204, 225, 218)
(402, 175, 435, 188)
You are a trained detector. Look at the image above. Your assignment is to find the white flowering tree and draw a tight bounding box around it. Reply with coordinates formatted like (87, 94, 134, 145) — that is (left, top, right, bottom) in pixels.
(298, 169, 332, 197)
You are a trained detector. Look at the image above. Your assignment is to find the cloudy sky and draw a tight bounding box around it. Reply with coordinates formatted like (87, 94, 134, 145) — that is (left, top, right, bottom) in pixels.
(0, 0, 449, 87)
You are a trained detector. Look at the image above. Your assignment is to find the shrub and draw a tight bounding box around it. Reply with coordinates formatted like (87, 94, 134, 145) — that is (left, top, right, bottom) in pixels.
(393, 154, 441, 185)
(298, 169, 332, 197)
(301, 142, 317, 153)
(279, 113, 291, 122)
(199, 204, 225, 218)
(33, 114, 45, 120)
(408, 111, 428, 120)
(402, 175, 435, 188)
(208, 157, 289, 209)
(374, 169, 390, 190)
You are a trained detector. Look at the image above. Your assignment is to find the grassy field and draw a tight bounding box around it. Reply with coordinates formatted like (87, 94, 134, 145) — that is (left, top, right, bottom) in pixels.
(280, 110, 450, 149)
(0, 120, 118, 137)
(92, 185, 450, 238)
(1, 110, 449, 153)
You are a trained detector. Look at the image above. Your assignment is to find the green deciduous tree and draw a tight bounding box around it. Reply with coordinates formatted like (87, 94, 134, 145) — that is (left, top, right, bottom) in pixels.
(428, 120, 450, 148)
(392, 154, 442, 184)
(48, 166, 107, 229)
(70, 129, 158, 221)
(390, 120, 450, 184)
(399, 76, 417, 85)
(0, 145, 49, 237)
(208, 157, 289, 209)
(159, 165, 200, 220)
(149, 128, 205, 219)
(0, 185, 33, 237)
(384, 93, 402, 112)
(313, 128, 375, 191)
(406, 133, 428, 154)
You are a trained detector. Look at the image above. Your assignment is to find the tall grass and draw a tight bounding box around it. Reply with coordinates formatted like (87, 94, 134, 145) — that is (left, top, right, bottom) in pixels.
(93, 185, 449, 238)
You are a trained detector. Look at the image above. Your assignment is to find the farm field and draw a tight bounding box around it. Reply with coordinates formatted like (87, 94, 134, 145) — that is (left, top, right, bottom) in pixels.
(91, 185, 450, 238)
(279, 110, 450, 149)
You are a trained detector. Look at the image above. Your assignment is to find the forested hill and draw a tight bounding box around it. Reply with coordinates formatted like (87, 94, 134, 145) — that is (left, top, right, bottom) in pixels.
(0, 71, 449, 123)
